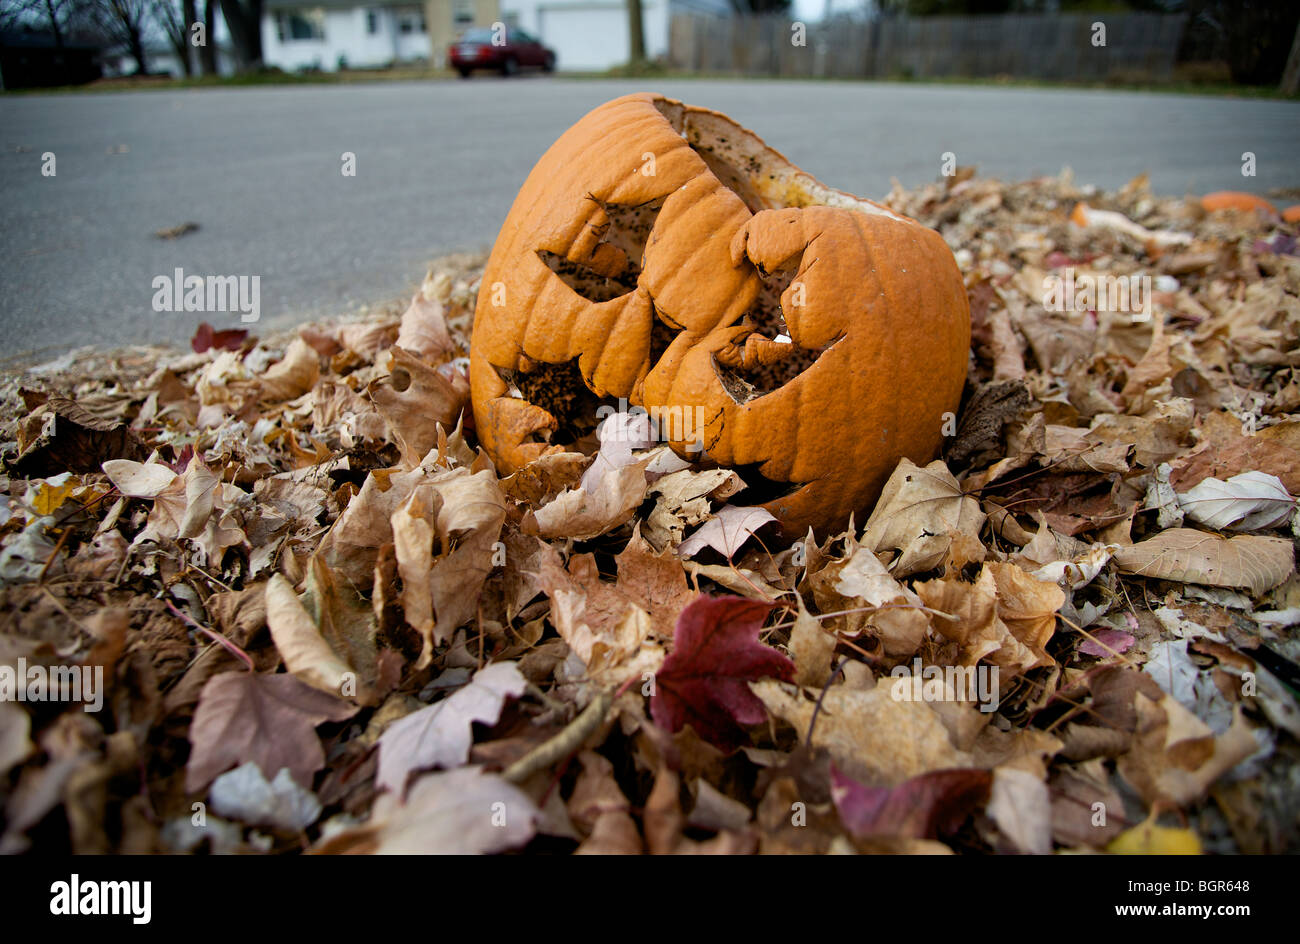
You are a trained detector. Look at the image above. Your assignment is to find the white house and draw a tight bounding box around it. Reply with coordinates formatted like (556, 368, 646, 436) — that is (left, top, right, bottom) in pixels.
(488, 0, 731, 72)
(263, 0, 432, 72)
(261, 0, 730, 73)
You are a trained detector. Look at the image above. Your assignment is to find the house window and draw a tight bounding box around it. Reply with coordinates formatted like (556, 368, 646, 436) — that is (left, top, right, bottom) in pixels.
(452, 0, 473, 25)
(366, 10, 378, 33)
(398, 10, 421, 33)
(277, 9, 325, 41)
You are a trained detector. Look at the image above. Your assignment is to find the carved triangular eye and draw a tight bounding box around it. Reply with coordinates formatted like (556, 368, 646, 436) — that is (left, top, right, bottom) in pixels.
(539, 198, 663, 302)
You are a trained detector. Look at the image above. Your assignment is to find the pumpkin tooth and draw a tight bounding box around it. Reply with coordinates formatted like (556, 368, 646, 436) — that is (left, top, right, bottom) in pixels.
(727, 333, 797, 369)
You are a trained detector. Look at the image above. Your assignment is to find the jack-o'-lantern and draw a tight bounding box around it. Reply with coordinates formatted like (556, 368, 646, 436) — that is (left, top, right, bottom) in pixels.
(469, 93, 970, 536)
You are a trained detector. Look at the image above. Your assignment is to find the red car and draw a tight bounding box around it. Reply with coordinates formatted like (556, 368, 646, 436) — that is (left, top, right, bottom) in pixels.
(450, 27, 556, 77)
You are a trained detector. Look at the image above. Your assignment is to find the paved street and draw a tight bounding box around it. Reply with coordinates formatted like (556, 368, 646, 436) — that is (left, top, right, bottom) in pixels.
(2, 77, 1298, 358)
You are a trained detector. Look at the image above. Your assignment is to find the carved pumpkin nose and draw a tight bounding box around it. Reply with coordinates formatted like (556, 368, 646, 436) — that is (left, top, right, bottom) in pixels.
(469, 93, 971, 537)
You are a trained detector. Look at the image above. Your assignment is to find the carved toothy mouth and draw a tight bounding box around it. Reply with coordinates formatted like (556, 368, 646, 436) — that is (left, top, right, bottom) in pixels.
(711, 336, 841, 405)
(711, 263, 842, 403)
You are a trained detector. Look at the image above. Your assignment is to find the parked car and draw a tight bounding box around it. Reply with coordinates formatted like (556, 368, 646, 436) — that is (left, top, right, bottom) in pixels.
(449, 28, 555, 77)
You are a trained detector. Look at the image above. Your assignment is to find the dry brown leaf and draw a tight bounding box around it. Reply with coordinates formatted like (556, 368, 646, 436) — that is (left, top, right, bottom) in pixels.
(678, 504, 778, 560)
(260, 338, 321, 403)
(830, 544, 930, 660)
(643, 765, 755, 855)
(1113, 528, 1294, 595)
(788, 601, 836, 688)
(265, 573, 357, 700)
(860, 458, 986, 576)
(1087, 397, 1194, 467)
(316, 464, 428, 587)
(1117, 695, 1260, 808)
(375, 662, 526, 796)
(392, 483, 440, 664)
(0, 701, 31, 779)
(395, 280, 456, 360)
(914, 567, 1040, 675)
(312, 766, 540, 854)
(752, 677, 973, 787)
(369, 347, 469, 466)
(531, 457, 650, 541)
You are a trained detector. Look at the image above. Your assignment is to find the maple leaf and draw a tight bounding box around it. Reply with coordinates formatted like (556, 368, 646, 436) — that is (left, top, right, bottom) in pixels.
(830, 764, 991, 841)
(650, 594, 794, 752)
(190, 322, 248, 354)
(186, 672, 358, 793)
(677, 504, 776, 560)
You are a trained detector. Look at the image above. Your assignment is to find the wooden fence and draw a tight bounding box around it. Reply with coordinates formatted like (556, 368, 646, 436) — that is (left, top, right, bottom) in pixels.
(668, 12, 1189, 81)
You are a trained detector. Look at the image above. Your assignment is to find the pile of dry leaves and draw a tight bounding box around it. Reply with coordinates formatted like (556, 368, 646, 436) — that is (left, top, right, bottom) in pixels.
(1, 171, 1297, 855)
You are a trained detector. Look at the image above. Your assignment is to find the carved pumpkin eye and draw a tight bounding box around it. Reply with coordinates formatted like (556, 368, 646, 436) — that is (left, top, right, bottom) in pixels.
(538, 198, 664, 303)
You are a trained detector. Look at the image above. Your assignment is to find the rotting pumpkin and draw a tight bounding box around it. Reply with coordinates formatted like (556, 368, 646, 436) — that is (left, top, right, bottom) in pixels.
(468, 93, 971, 537)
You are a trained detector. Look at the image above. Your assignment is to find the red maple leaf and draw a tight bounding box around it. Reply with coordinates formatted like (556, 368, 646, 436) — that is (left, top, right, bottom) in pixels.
(191, 321, 249, 354)
(830, 764, 991, 840)
(650, 594, 794, 752)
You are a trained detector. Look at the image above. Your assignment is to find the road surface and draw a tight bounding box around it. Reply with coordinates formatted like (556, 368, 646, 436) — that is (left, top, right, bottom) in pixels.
(2, 77, 1297, 359)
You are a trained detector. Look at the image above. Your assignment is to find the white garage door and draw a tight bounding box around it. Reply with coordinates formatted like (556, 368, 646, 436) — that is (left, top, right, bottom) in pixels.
(539, 5, 630, 72)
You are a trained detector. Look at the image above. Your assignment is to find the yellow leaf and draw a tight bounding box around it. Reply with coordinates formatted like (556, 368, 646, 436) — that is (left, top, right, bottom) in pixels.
(1107, 816, 1202, 855)
(33, 478, 80, 516)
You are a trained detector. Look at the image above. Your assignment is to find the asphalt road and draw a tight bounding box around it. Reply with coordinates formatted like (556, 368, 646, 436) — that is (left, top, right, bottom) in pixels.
(2, 77, 1298, 359)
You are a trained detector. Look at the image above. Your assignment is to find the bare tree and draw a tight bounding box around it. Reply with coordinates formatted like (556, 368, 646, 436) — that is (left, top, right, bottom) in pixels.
(88, 0, 152, 72)
(726, 0, 791, 12)
(153, 0, 195, 75)
(626, 0, 644, 66)
(197, 0, 215, 72)
(1, 0, 95, 47)
(218, 0, 261, 69)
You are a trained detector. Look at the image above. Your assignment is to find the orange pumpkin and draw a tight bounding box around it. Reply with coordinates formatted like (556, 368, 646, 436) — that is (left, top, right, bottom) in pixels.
(1200, 191, 1278, 215)
(1283, 205, 1300, 224)
(468, 93, 970, 536)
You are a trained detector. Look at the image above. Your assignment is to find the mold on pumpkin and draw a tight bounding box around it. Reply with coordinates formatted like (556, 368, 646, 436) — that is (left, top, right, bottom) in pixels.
(468, 92, 971, 537)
